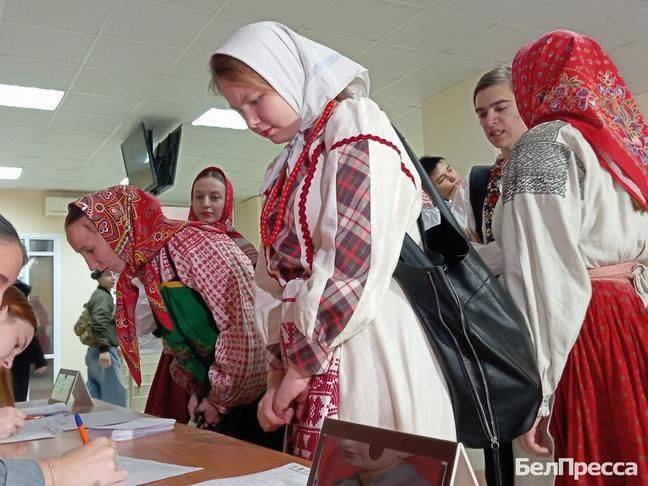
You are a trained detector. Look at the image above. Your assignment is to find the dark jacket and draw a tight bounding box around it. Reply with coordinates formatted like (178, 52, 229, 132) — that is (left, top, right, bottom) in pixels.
(11, 279, 48, 401)
(12, 339, 47, 402)
(87, 286, 119, 352)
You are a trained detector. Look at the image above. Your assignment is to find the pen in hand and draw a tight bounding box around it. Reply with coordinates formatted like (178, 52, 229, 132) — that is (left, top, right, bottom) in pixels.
(74, 413, 88, 444)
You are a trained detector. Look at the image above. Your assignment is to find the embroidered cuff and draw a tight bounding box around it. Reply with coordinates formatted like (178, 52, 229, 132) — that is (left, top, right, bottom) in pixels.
(207, 389, 229, 416)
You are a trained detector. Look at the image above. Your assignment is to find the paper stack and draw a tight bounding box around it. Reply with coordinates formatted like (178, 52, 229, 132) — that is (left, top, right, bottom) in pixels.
(191, 463, 309, 485)
(93, 417, 176, 441)
(33, 410, 139, 433)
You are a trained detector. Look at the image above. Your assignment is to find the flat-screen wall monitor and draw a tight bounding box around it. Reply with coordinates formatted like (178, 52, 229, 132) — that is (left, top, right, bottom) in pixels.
(152, 125, 182, 196)
(121, 123, 157, 193)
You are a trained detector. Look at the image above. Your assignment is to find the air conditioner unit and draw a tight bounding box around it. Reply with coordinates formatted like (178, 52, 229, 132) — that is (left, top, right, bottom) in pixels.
(44, 196, 74, 218)
(161, 206, 189, 220)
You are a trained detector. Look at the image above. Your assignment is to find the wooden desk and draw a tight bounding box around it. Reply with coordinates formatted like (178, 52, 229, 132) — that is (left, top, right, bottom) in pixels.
(11, 400, 310, 485)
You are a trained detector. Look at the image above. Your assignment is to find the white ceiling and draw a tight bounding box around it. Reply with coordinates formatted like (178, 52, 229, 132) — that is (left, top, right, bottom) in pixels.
(0, 0, 647, 204)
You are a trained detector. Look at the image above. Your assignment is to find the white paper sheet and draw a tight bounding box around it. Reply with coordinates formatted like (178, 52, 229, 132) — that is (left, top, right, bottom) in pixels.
(18, 402, 70, 416)
(0, 421, 55, 443)
(115, 456, 202, 485)
(93, 417, 176, 441)
(93, 417, 176, 430)
(192, 463, 310, 486)
(33, 410, 138, 433)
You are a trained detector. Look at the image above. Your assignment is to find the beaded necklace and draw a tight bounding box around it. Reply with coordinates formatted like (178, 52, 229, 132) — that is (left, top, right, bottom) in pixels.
(260, 99, 336, 247)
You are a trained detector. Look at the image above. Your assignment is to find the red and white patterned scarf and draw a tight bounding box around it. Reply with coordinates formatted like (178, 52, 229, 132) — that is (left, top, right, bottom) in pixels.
(513, 30, 648, 209)
(71, 185, 198, 385)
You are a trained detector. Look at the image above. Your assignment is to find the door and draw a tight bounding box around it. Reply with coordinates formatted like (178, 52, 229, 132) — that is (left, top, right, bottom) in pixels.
(18, 235, 61, 400)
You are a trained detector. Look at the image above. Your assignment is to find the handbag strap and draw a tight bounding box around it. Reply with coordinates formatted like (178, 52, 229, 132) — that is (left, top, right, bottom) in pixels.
(391, 125, 469, 247)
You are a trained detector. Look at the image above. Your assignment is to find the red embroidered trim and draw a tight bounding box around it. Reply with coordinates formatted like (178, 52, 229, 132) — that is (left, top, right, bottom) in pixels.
(330, 134, 401, 155)
(298, 141, 326, 267)
(400, 162, 416, 186)
(298, 133, 414, 270)
(330, 134, 415, 186)
(281, 297, 296, 303)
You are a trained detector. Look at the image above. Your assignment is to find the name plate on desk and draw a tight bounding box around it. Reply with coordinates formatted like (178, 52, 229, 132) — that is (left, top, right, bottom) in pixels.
(48, 369, 93, 408)
(308, 418, 478, 486)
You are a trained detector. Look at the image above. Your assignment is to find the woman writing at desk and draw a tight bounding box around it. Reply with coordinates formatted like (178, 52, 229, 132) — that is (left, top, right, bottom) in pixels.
(0, 213, 125, 486)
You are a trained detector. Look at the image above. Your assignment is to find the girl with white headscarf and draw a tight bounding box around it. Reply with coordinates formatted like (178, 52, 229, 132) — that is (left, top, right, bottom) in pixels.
(211, 21, 455, 459)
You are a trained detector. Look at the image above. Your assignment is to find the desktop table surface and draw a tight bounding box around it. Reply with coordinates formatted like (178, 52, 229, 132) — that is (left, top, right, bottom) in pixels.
(12, 400, 310, 485)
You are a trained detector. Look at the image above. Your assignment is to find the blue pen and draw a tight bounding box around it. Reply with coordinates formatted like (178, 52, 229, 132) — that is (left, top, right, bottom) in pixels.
(74, 413, 89, 444)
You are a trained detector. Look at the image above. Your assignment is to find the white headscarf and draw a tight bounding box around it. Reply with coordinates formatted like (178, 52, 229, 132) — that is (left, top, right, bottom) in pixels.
(214, 21, 369, 192)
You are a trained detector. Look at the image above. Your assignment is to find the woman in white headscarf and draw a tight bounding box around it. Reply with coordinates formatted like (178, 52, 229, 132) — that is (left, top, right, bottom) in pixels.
(210, 21, 455, 459)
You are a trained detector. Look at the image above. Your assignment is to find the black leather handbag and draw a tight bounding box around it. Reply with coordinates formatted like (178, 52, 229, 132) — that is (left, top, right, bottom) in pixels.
(392, 127, 542, 454)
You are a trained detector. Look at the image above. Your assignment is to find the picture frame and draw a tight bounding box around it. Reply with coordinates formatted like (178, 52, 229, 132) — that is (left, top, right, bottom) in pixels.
(48, 369, 93, 407)
(308, 419, 478, 486)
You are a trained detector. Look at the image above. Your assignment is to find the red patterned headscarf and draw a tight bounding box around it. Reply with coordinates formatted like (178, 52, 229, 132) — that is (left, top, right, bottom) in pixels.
(189, 167, 258, 266)
(70, 185, 193, 385)
(512, 30, 648, 209)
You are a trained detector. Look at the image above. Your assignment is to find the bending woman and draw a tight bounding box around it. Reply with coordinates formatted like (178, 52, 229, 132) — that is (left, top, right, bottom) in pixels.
(211, 21, 455, 459)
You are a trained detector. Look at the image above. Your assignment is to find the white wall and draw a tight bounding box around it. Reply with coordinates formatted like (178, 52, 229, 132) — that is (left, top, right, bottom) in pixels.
(234, 196, 261, 250)
(0, 189, 94, 379)
(422, 74, 498, 176)
(162, 205, 189, 220)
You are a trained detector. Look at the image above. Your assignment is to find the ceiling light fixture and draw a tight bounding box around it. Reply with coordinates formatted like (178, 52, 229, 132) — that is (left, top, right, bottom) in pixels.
(0, 84, 64, 110)
(0, 166, 23, 180)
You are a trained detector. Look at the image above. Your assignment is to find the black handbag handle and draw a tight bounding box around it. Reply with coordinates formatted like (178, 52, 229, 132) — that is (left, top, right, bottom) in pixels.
(392, 125, 469, 244)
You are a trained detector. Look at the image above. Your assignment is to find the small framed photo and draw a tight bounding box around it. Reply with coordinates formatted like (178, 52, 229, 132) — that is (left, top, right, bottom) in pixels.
(308, 419, 478, 486)
(48, 369, 93, 407)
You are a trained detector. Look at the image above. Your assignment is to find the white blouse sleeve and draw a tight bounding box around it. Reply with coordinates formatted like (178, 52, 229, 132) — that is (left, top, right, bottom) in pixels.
(498, 122, 592, 416)
(253, 246, 284, 371)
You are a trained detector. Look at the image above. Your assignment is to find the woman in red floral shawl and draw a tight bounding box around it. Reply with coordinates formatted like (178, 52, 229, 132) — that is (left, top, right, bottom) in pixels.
(65, 184, 266, 439)
(501, 30, 648, 485)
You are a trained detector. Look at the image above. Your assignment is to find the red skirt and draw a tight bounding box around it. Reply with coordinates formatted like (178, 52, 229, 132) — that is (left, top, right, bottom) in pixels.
(550, 279, 648, 485)
(144, 352, 191, 424)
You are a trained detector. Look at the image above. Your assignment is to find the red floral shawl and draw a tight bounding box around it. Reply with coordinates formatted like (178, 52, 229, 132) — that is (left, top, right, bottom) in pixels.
(512, 29, 648, 209)
(189, 167, 257, 266)
(70, 185, 193, 385)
